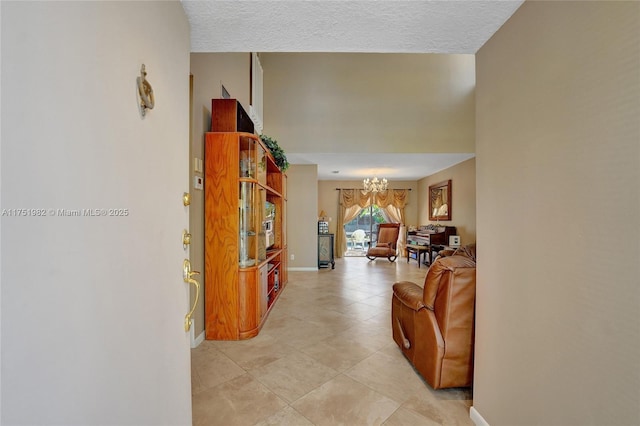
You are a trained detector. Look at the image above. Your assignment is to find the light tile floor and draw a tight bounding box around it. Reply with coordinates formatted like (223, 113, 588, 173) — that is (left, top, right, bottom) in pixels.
(191, 256, 473, 426)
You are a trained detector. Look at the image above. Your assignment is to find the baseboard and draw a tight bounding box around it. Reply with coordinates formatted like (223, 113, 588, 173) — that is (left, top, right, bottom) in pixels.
(191, 329, 205, 348)
(288, 267, 319, 271)
(470, 407, 490, 426)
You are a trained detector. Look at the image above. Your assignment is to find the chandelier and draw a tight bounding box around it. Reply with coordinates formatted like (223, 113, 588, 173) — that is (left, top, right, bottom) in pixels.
(363, 177, 388, 192)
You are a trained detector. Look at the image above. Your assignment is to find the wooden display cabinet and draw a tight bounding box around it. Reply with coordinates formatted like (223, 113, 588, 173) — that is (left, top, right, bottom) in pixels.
(204, 131, 287, 340)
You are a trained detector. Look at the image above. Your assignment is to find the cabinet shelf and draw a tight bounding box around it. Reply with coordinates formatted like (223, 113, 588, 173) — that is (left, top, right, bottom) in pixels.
(266, 249, 281, 260)
(238, 177, 282, 198)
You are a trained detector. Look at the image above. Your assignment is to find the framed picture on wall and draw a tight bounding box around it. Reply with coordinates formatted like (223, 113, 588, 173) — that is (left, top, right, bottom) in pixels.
(429, 180, 452, 221)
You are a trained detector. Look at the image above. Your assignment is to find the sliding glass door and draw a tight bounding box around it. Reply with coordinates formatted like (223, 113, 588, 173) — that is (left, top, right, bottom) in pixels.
(344, 205, 390, 254)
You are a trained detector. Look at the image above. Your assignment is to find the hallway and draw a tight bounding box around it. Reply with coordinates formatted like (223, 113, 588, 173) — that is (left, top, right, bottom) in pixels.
(191, 257, 473, 425)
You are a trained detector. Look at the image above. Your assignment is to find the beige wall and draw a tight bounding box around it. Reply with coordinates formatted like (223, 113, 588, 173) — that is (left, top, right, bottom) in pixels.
(261, 53, 475, 155)
(189, 53, 251, 339)
(286, 165, 319, 269)
(418, 158, 476, 245)
(474, 2, 639, 425)
(1, 1, 192, 423)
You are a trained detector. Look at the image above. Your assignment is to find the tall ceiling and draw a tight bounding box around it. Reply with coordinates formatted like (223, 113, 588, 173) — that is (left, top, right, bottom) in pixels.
(181, 1, 525, 180)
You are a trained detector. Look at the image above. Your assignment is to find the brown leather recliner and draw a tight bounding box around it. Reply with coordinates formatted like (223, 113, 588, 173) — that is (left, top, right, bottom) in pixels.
(391, 244, 476, 389)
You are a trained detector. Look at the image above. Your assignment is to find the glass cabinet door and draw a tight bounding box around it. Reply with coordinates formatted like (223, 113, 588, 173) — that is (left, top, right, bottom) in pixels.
(257, 188, 267, 263)
(256, 143, 267, 186)
(239, 136, 256, 179)
(239, 182, 257, 267)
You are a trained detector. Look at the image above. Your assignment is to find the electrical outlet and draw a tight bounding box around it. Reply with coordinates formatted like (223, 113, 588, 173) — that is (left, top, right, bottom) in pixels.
(290, 254, 294, 260)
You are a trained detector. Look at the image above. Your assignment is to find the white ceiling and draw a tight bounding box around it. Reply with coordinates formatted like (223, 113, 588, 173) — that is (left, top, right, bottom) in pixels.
(288, 152, 476, 180)
(181, 0, 524, 181)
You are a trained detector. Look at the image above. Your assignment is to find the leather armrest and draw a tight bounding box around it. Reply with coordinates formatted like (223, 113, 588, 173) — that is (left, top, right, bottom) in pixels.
(392, 282, 426, 311)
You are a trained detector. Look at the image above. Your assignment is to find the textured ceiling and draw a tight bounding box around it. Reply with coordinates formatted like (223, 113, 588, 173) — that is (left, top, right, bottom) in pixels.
(181, 0, 524, 180)
(183, 1, 524, 54)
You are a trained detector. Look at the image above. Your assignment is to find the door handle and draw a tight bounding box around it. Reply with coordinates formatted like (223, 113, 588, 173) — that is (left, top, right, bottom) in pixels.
(183, 259, 200, 332)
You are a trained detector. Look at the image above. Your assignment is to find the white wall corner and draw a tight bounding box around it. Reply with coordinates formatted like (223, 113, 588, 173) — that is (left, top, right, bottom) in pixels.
(250, 52, 264, 134)
(470, 407, 490, 426)
(249, 105, 263, 134)
(191, 329, 206, 348)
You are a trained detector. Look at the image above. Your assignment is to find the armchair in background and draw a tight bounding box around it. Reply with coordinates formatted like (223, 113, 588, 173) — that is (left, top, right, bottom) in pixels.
(366, 223, 401, 262)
